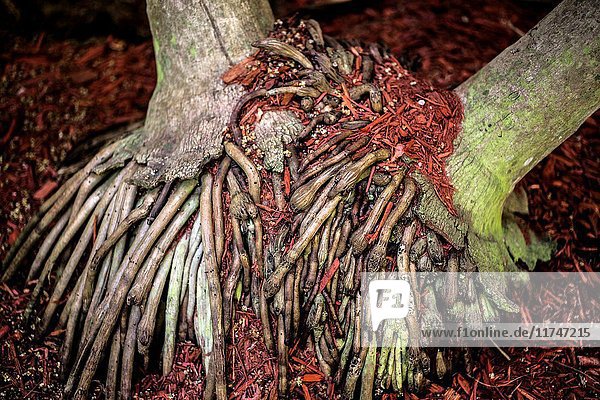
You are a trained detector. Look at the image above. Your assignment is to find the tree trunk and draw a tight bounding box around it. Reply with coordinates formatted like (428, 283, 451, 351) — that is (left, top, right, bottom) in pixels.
(132, 0, 274, 187)
(446, 0, 599, 270)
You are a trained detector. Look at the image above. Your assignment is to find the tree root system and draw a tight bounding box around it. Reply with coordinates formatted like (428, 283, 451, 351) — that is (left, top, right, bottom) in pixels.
(2, 18, 529, 400)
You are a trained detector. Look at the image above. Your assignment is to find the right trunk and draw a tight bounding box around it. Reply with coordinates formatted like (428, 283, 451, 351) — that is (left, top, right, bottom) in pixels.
(446, 0, 599, 270)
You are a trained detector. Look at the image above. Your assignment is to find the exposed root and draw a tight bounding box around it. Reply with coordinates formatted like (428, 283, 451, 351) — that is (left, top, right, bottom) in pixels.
(121, 305, 141, 400)
(0, 19, 503, 400)
(199, 173, 227, 400)
(163, 232, 190, 375)
(40, 164, 135, 333)
(27, 208, 71, 281)
(3, 139, 120, 281)
(25, 175, 114, 321)
(299, 130, 351, 172)
(224, 141, 261, 204)
(253, 38, 314, 69)
(213, 157, 231, 265)
(65, 179, 197, 399)
(350, 168, 405, 253)
(105, 319, 123, 400)
(137, 247, 174, 362)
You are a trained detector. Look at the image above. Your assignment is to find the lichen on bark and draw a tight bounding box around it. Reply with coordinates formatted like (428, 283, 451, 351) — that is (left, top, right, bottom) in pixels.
(129, 0, 274, 187)
(446, 0, 599, 270)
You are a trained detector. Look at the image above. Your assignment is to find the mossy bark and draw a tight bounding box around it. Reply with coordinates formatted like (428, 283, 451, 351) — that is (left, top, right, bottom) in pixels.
(132, 0, 274, 187)
(124, 0, 597, 271)
(446, 0, 599, 270)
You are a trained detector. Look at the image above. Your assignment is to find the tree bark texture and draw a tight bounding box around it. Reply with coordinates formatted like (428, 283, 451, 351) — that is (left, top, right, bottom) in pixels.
(449, 0, 599, 241)
(132, 0, 273, 187)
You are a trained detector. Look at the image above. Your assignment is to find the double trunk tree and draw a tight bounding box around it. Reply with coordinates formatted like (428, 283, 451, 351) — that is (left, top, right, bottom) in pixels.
(1, 0, 598, 399)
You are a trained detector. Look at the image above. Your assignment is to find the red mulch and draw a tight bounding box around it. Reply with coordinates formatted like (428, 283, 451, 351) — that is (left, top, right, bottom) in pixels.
(1, 0, 598, 399)
(134, 341, 205, 399)
(0, 35, 155, 257)
(226, 21, 463, 213)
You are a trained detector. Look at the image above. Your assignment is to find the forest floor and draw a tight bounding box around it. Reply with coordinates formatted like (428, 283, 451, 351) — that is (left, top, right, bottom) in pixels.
(1, 0, 598, 399)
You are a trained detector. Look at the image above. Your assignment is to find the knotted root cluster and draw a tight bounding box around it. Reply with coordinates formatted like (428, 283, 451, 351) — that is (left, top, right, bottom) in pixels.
(2, 19, 517, 400)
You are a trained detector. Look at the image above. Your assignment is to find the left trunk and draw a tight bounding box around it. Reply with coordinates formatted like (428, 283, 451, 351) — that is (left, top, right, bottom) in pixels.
(132, 0, 274, 187)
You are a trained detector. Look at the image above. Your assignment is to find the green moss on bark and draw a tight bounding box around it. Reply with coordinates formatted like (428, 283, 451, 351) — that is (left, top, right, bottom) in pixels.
(445, 0, 599, 271)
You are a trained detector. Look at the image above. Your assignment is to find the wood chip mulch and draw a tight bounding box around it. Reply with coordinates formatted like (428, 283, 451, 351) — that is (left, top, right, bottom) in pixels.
(1, 0, 598, 399)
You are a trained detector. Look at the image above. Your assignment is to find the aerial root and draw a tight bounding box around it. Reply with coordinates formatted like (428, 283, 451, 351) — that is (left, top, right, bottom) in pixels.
(41, 164, 135, 333)
(64, 179, 197, 399)
(2, 139, 121, 282)
(199, 173, 227, 400)
(163, 231, 190, 375)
